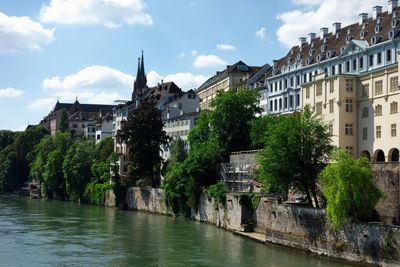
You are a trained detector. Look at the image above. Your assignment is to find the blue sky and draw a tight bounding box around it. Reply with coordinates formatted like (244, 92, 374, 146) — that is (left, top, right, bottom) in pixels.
(0, 0, 387, 130)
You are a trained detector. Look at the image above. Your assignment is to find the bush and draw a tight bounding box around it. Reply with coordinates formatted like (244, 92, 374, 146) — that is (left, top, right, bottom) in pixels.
(206, 182, 228, 209)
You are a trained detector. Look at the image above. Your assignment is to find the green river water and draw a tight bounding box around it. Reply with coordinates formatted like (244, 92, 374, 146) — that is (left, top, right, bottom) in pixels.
(0, 196, 355, 267)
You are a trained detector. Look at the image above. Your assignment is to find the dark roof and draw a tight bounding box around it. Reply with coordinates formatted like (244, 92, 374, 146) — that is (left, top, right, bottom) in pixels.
(272, 8, 400, 76)
(244, 64, 272, 87)
(196, 61, 262, 92)
(52, 101, 115, 114)
(141, 81, 182, 104)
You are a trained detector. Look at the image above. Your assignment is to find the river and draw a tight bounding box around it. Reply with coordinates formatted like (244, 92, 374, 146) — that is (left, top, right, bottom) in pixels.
(0, 196, 355, 267)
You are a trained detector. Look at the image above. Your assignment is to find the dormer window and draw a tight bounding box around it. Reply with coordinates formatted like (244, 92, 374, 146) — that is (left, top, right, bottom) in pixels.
(327, 50, 336, 58)
(360, 31, 368, 38)
(392, 19, 399, 27)
(290, 49, 294, 55)
(340, 46, 346, 54)
(362, 23, 367, 30)
(389, 29, 399, 39)
(321, 45, 326, 52)
(306, 58, 312, 65)
(377, 17, 382, 24)
(347, 28, 352, 35)
(370, 35, 382, 45)
(375, 25, 382, 33)
(309, 49, 315, 56)
(346, 36, 352, 43)
(296, 53, 302, 60)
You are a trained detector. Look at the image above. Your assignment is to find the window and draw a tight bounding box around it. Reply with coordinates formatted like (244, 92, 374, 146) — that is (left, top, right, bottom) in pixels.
(346, 61, 350, 72)
(390, 76, 398, 92)
(352, 59, 357, 71)
(315, 102, 323, 115)
(375, 104, 382, 116)
(387, 49, 392, 62)
(346, 79, 353, 92)
(363, 127, 368, 140)
(269, 100, 273, 111)
(345, 123, 353, 135)
(306, 87, 310, 99)
(362, 107, 369, 118)
(338, 64, 342, 74)
(345, 146, 354, 156)
(279, 98, 282, 110)
(377, 52, 382, 64)
(375, 80, 383, 95)
(359, 57, 364, 69)
(361, 84, 369, 97)
(316, 82, 322, 96)
(376, 125, 382, 139)
(331, 66, 335, 76)
(274, 99, 277, 111)
(289, 95, 293, 107)
(392, 124, 397, 137)
(369, 55, 374, 66)
(328, 124, 333, 135)
(296, 94, 300, 106)
(346, 98, 353, 112)
(391, 101, 398, 114)
(284, 97, 287, 109)
(329, 99, 334, 113)
(329, 81, 334, 93)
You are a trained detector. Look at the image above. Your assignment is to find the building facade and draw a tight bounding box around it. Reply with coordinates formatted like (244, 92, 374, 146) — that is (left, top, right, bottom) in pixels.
(264, 2, 400, 162)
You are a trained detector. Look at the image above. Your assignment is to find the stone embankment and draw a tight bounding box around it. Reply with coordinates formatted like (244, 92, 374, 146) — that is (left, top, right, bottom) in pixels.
(125, 187, 400, 267)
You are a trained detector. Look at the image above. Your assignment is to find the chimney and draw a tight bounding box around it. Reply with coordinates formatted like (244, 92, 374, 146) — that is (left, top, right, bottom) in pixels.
(308, 32, 316, 43)
(320, 27, 328, 39)
(161, 79, 164, 84)
(359, 13, 368, 25)
(299, 37, 306, 47)
(373, 6, 383, 19)
(389, 0, 398, 14)
(333, 22, 341, 35)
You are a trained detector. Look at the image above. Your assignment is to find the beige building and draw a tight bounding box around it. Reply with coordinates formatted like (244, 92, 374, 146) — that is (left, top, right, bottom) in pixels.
(302, 59, 400, 162)
(196, 61, 263, 110)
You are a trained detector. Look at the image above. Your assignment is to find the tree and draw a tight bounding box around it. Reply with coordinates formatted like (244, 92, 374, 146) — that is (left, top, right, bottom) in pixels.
(117, 101, 169, 187)
(0, 130, 14, 151)
(63, 140, 96, 201)
(209, 89, 261, 158)
(320, 149, 383, 228)
(257, 106, 333, 207)
(169, 137, 187, 164)
(58, 108, 69, 133)
(250, 115, 281, 149)
(0, 151, 22, 192)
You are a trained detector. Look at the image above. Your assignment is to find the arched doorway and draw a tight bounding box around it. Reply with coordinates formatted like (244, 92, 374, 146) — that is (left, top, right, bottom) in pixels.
(389, 148, 400, 162)
(374, 149, 385, 163)
(360, 150, 371, 161)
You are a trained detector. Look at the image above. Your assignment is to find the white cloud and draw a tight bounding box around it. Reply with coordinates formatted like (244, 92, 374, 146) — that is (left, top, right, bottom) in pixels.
(191, 50, 199, 56)
(277, 0, 384, 48)
(147, 71, 209, 90)
(193, 54, 227, 68)
(217, 44, 236, 51)
(255, 27, 267, 41)
(40, 0, 153, 27)
(0, 87, 24, 97)
(177, 52, 185, 59)
(28, 97, 57, 110)
(0, 12, 54, 53)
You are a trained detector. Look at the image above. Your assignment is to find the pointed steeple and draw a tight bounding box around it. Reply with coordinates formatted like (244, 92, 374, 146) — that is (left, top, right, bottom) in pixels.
(132, 50, 148, 102)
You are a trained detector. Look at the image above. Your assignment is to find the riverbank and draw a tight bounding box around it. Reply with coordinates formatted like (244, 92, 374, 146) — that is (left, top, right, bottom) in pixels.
(124, 187, 400, 267)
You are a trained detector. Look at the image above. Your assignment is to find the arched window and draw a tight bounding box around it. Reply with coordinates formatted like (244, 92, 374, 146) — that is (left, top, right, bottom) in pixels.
(389, 148, 399, 162)
(374, 150, 385, 163)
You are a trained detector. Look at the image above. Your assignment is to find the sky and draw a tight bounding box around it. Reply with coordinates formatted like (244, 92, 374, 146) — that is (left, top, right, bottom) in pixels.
(0, 0, 388, 130)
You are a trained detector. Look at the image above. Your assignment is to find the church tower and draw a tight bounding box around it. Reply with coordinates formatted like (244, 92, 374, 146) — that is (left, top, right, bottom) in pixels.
(132, 51, 148, 103)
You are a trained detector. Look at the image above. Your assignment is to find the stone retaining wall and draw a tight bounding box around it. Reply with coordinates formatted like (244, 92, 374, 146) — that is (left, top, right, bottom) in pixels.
(125, 187, 400, 266)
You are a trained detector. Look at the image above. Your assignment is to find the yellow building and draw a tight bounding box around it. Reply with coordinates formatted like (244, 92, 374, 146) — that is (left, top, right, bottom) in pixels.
(302, 58, 400, 162)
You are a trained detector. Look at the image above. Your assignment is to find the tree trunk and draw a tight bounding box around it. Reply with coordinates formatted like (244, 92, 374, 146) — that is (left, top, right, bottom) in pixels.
(311, 186, 320, 208)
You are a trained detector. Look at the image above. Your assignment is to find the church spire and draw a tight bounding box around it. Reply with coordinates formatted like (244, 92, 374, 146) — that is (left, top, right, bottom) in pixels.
(132, 50, 148, 102)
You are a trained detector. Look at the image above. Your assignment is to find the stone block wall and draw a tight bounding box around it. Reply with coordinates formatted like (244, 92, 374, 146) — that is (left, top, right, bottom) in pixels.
(125, 187, 171, 215)
(263, 202, 400, 266)
(373, 163, 400, 225)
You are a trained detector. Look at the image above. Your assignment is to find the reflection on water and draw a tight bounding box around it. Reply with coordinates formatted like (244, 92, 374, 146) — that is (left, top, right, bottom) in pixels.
(0, 196, 354, 267)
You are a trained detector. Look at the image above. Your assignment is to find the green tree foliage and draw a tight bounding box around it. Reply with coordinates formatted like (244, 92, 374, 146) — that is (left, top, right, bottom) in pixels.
(163, 162, 188, 214)
(96, 137, 114, 162)
(0, 151, 22, 192)
(257, 106, 333, 207)
(58, 108, 69, 133)
(187, 111, 213, 148)
(250, 115, 280, 149)
(63, 140, 96, 201)
(29, 132, 71, 198)
(169, 137, 187, 164)
(117, 101, 169, 187)
(209, 89, 261, 158)
(206, 182, 228, 208)
(0, 130, 14, 151)
(320, 149, 383, 228)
